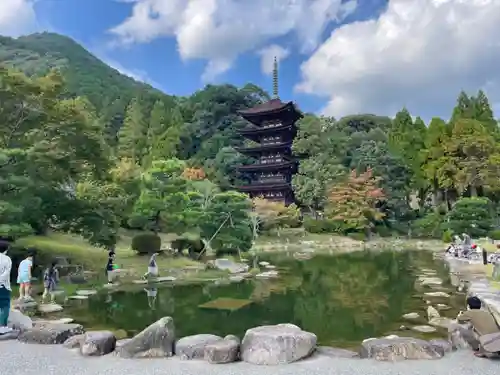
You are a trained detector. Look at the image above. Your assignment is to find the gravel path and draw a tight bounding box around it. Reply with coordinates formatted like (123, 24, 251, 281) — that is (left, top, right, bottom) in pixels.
(1, 341, 499, 375)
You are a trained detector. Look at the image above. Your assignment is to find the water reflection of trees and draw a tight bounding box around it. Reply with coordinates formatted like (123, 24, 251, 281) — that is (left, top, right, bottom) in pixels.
(70, 251, 422, 346)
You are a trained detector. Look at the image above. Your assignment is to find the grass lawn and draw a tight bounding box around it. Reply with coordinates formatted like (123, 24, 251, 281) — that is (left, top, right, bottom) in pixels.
(14, 229, 200, 274)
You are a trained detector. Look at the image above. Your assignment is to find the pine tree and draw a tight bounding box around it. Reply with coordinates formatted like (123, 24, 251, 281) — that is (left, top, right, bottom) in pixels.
(473, 89, 498, 135)
(389, 108, 426, 188)
(451, 91, 474, 123)
(151, 107, 183, 160)
(117, 98, 147, 165)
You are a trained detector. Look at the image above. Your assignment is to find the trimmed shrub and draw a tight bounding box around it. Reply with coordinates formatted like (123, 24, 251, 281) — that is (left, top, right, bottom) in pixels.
(411, 211, 446, 239)
(442, 229, 453, 243)
(303, 218, 341, 234)
(489, 229, 500, 241)
(447, 197, 493, 238)
(131, 233, 162, 255)
(375, 225, 392, 237)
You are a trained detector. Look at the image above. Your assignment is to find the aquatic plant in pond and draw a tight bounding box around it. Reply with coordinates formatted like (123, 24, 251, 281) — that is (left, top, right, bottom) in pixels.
(63, 250, 456, 348)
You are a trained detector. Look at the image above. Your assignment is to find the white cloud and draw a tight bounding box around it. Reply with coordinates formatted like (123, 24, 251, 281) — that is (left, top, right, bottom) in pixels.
(297, 0, 500, 119)
(258, 45, 290, 75)
(110, 0, 358, 81)
(0, 0, 38, 36)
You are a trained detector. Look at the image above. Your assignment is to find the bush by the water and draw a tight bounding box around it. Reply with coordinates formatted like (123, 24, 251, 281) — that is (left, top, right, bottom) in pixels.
(411, 211, 446, 239)
(131, 233, 162, 255)
(442, 229, 453, 243)
(489, 229, 500, 240)
(446, 197, 493, 238)
(303, 218, 340, 233)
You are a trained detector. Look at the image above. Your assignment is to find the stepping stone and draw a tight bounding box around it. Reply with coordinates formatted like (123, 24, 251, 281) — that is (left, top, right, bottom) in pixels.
(76, 290, 97, 296)
(255, 271, 279, 279)
(154, 276, 176, 282)
(419, 277, 443, 286)
(38, 303, 63, 313)
(436, 304, 450, 310)
(411, 325, 437, 333)
(258, 261, 270, 266)
(68, 295, 88, 300)
(424, 291, 450, 298)
(229, 275, 244, 282)
(265, 265, 276, 269)
(402, 312, 419, 320)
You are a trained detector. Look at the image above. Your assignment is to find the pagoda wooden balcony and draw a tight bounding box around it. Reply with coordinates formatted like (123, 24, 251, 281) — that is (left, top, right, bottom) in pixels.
(237, 181, 292, 192)
(237, 159, 295, 172)
(239, 123, 294, 135)
(235, 141, 292, 155)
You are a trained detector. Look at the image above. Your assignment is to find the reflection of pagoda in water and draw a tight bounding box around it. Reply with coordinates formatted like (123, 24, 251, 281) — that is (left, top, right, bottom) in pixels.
(236, 58, 303, 205)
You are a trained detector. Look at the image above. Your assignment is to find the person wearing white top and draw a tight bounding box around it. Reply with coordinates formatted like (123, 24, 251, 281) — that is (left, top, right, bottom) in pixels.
(0, 248, 13, 331)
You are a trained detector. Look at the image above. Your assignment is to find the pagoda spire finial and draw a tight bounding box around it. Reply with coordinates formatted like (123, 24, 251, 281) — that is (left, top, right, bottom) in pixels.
(272, 56, 279, 99)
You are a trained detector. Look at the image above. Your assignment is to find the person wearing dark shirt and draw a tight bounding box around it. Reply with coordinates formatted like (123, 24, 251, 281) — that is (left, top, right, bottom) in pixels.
(106, 250, 116, 284)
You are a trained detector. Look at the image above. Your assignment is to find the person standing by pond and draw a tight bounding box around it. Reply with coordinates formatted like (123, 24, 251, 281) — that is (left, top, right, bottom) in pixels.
(0, 248, 13, 333)
(42, 261, 59, 303)
(143, 253, 159, 280)
(17, 250, 34, 301)
(106, 249, 117, 285)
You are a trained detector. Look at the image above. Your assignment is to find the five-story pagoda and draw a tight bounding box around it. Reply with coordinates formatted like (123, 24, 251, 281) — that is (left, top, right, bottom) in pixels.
(236, 58, 302, 204)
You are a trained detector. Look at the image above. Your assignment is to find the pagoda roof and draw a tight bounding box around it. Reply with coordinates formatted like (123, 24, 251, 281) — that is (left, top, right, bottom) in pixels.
(238, 182, 292, 192)
(239, 123, 295, 136)
(235, 141, 292, 155)
(237, 160, 296, 172)
(238, 99, 301, 118)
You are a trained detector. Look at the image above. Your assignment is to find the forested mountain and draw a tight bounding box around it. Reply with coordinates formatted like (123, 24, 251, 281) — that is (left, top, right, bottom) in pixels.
(0, 32, 173, 111)
(2, 32, 500, 251)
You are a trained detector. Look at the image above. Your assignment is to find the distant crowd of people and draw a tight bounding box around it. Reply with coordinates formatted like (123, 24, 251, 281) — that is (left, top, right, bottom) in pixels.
(445, 233, 500, 264)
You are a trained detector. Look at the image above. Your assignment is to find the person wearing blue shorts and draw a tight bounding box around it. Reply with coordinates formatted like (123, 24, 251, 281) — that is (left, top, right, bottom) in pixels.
(17, 250, 34, 301)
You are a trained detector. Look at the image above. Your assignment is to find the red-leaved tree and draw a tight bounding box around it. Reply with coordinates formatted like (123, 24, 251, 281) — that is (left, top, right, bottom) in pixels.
(326, 169, 385, 235)
(182, 167, 206, 181)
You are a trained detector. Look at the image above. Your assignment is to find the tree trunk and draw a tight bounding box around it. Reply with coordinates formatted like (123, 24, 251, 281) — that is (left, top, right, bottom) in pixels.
(470, 185, 478, 197)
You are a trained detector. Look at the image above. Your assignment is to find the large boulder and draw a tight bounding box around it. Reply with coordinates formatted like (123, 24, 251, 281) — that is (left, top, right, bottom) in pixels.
(448, 323, 478, 350)
(315, 346, 359, 358)
(176, 334, 223, 360)
(240, 324, 316, 365)
(63, 334, 85, 349)
(7, 309, 33, 331)
(80, 331, 116, 356)
(0, 329, 20, 340)
(18, 323, 84, 344)
(204, 335, 240, 364)
(115, 317, 175, 358)
(359, 337, 444, 361)
(213, 258, 249, 274)
(429, 339, 454, 354)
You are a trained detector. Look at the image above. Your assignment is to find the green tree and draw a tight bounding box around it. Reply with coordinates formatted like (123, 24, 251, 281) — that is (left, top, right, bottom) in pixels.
(451, 91, 475, 123)
(129, 158, 189, 233)
(422, 117, 449, 208)
(0, 68, 114, 245)
(151, 107, 183, 161)
(292, 115, 346, 210)
(117, 98, 147, 165)
(444, 119, 500, 196)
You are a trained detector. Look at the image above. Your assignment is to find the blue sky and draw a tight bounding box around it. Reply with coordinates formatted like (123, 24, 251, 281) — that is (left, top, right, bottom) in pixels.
(33, 0, 387, 114)
(1, 0, 499, 120)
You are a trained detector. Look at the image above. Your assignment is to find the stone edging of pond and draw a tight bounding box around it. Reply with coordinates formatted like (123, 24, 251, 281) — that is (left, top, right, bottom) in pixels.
(3, 313, 475, 363)
(443, 256, 500, 326)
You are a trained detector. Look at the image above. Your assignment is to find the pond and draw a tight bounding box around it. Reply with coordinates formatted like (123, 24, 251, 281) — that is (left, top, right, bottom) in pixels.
(59, 250, 462, 349)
